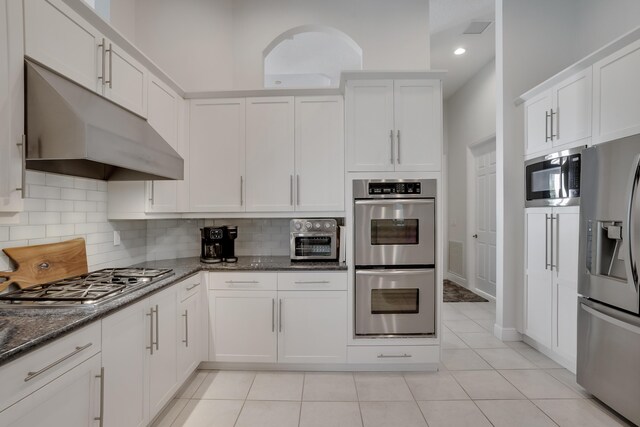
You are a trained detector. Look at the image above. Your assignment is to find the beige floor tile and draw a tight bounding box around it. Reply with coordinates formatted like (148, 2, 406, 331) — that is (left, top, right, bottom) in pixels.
(476, 348, 538, 369)
(442, 327, 470, 349)
(441, 349, 493, 371)
(498, 370, 582, 399)
(303, 372, 358, 401)
(533, 399, 631, 427)
(442, 308, 470, 321)
(505, 340, 532, 349)
(193, 371, 256, 400)
(418, 400, 492, 427)
(360, 401, 427, 427)
(544, 369, 591, 397)
(444, 320, 487, 333)
(452, 371, 525, 400)
(171, 399, 243, 427)
(475, 400, 557, 427)
(455, 306, 496, 320)
(473, 319, 496, 333)
(235, 401, 301, 427)
(515, 347, 563, 368)
(456, 332, 508, 349)
(151, 399, 189, 427)
(354, 372, 414, 401)
(177, 371, 209, 399)
(404, 371, 469, 400)
(299, 402, 363, 427)
(247, 372, 304, 401)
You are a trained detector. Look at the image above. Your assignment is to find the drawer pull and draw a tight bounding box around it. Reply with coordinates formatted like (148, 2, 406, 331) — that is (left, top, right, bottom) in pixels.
(225, 280, 259, 286)
(185, 283, 201, 291)
(24, 342, 93, 382)
(293, 281, 330, 285)
(377, 353, 412, 359)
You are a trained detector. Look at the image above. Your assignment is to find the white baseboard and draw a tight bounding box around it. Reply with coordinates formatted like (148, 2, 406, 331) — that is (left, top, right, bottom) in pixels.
(493, 324, 522, 341)
(473, 287, 496, 302)
(522, 335, 576, 373)
(445, 272, 467, 288)
(198, 361, 439, 372)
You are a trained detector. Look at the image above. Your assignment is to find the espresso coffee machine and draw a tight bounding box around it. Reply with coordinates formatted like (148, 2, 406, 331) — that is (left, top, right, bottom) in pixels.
(221, 225, 238, 263)
(200, 227, 224, 263)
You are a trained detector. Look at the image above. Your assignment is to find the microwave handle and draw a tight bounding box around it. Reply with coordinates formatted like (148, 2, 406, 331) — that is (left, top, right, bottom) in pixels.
(354, 199, 434, 206)
(356, 269, 434, 276)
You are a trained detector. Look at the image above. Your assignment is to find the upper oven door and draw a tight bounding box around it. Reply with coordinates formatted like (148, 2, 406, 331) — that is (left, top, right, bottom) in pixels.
(354, 198, 435, 266)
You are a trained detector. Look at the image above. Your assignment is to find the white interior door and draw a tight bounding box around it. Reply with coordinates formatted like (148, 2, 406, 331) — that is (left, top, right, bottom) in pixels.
(473, 148, 497, 297)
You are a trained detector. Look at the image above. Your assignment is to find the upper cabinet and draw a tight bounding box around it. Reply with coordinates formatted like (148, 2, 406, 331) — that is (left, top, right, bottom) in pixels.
(593, 38, 640, 144)
(24, 0, 148, 118)
(346, 79, 442, 172)
(0, 0, 24, 215)
(525, 69, 592, 157)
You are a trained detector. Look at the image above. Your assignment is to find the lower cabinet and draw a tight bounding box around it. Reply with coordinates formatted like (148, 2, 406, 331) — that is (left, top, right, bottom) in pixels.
(208, 271, 347, 364)
(177, 279, 205, 382)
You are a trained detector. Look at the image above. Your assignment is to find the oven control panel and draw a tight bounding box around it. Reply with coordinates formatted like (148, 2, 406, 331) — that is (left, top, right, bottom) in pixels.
(368, 182, 421, 195)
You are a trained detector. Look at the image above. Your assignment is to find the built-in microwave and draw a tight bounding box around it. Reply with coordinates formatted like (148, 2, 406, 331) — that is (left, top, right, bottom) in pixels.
(525, 146, 584, 207)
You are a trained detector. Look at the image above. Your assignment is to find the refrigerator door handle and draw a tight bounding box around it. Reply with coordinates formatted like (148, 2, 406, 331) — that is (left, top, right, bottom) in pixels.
(626, 154, 640, 291)
(582, 302, 640, 335)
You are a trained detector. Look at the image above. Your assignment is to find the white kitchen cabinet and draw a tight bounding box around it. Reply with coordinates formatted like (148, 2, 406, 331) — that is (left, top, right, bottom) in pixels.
(246, 97, 295, 212)
(0, 353, 102, 427)
(178, 291, 202, 382)
(0, 0, 24, 215)
(189, 98, 245, 212)
(346, 79, 442, 172)
(278, 291, 347, 363)
(102, 299, 149, 427)
(524, 207, 579, 368)
(294, 96, 344, 211)
(102, 40, 148, 117)
(593, 38, 640, 144)
(525, 69, 591, 156)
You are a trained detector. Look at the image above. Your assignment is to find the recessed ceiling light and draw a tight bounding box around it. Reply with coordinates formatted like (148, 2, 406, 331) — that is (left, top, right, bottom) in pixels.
(454, 47, 466, 56)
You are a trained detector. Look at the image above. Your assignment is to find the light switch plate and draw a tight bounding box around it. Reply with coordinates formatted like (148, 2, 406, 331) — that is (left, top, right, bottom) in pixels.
(113, 230, 121, 246)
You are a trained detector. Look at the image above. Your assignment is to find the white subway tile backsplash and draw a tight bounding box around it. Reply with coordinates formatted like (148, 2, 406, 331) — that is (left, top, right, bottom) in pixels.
(23, 198, 46, 212)
(29, 185, 61, 200)
(75, 223, 99, 234)
(46, 199, 74, 212)
(46, 224, 76, 237)
(0, 227, 8, 242)
(28, 237, 62, 246)
(61, 188, 87, 201)
(74, 201, 97, 212)
(86, 212, 108, 223)
(61, 212, 87, 224)
(46, 173, 75, 189)
(29, 212, 61, 225)
(26, 171, 46, 185)
(86, 232, 113, 245)
(73, 177, 98, 191)
(9, 225, 46, 240)
(86, 190, 107, 202)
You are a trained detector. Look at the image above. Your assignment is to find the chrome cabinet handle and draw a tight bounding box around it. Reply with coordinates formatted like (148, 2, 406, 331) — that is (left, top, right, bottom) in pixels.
(550, 108, 556, 140)
(186, 283, 200, 291)
(94, 367, 104, 427)
(545, 110, 551, 142)
(105, 43, 113, 88)
(389, 130, 394, 164)
(271, 298, 275, 332)
(16, 135, 26, 198)
(240, 176, 243, 206)
(290, 175, 294, 205)
(377, 353, 412, 358)
(293, 280, 330, 285)
(149, 181, 155, 204)
(146, 307, 155, 355)
(24, 342, 93, 382)
(554, 108, 559, 139)
(154, 304, 159, 351)
(182, 310, 189, 347)
(397, 130, 401, 164)
(225, 280, 259, 284)
(279, 299, 283, 332)
(296, 174, 300, 206)
(550, 214, 555, 272)
(552, 214, 558, 273)
(545, 214, 550, 270)
(98, 38, 106, 86)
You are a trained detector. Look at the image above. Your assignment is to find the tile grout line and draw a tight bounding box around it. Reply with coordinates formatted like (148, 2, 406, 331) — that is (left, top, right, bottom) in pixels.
(400, 371, 430, 426)
(297, 372, 305, 427)
(232, 370, 258, 427)
(352, 371, 366, 427)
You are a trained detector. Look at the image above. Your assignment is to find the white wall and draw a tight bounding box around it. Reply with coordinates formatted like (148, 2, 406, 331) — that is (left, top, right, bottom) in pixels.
(109, 0, 136, 42)
(127, 0, 429, 91)
(444, 59, 495, 288)
(496, 0, 640, 339)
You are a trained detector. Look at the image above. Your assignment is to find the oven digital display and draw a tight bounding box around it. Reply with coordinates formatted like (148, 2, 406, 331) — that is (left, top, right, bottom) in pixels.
(371, 219, 419, 245)
(371, 289, 419, 314)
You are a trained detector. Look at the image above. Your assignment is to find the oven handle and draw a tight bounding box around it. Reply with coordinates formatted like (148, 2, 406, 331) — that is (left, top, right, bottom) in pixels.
(354, 199, 434, 206)
(356, 269, 434, 276)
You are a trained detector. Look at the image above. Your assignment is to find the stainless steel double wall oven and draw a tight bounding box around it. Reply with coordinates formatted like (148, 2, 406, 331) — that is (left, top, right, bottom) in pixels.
(353, 179, 436, 336)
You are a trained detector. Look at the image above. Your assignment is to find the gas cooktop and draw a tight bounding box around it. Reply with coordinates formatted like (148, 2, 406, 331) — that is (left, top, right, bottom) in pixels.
(0, 268, 173, 308)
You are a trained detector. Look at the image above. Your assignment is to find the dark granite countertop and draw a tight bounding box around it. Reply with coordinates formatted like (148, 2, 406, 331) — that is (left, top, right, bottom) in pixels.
(0, 256, 346, 367)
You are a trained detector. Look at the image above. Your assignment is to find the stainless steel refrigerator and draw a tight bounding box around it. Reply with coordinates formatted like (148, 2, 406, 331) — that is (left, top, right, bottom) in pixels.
(578, 134, 640, 425)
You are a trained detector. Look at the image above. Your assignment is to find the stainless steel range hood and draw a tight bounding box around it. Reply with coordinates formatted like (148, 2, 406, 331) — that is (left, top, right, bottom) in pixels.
(25, 60, 184, 181)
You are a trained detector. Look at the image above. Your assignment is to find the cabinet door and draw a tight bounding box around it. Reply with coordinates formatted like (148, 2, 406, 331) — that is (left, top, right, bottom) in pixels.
(593, 39, 640, 144)
(0, 0, 24, 213)
(551, 69, 591, 148)
(393, 80, 442, 171)
(552, 210, 579, 362)
(524, 91, 552, 156)
(148, 286, 178, 418)
(294, 96, 344, 211)
(278, 291, 347, 363)
(189, 99, 245, 212)
(146, 77, 180, 213)
(246, 97, 295, 212)
(0, 353, 101, 427)
(102, 299, 149, 427)
(346, 80, 394, 172)
(524, 209, 553, 347)
(103, 41, 148, 117)
(209, 290, 277, 363)
(23, 0, 102, 93)
(178, 292, 201, 383)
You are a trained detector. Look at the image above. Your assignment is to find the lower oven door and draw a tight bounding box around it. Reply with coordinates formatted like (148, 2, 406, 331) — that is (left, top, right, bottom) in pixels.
(355, 269, 435, 336)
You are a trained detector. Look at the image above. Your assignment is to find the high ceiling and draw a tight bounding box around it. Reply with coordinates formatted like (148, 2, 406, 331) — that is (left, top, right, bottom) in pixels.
(430, 0, 495, 99)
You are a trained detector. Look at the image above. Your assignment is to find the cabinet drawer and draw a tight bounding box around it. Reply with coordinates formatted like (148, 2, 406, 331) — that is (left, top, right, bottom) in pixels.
(278, 272, 347, 291)
(0, 321, 101, 411)
(208, 272, 277, 290)
(347, 345, 439, 364)
(178, 273, 203, 302)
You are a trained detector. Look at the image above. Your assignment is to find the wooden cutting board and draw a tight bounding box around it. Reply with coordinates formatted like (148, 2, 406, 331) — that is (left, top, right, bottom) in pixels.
(0, 238, 88, 291)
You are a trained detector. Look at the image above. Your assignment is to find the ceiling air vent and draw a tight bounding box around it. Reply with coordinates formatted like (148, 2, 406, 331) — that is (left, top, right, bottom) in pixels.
(463, 21, 492, 35)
